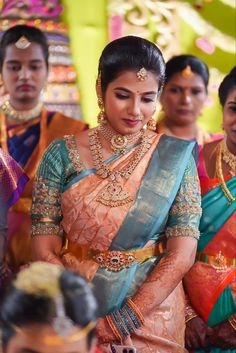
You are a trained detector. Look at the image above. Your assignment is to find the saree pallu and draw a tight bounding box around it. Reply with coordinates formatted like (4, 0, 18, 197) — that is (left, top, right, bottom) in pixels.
(184, 176, 236, 353)
(0, 149, 28, 264)
(32, 132, 201, 352)
(0, 109, 87, 268)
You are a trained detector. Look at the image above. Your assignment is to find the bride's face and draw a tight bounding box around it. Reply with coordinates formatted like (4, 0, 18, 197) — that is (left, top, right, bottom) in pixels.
(103, 70, 159, 135)
(4, 323, 96, 353)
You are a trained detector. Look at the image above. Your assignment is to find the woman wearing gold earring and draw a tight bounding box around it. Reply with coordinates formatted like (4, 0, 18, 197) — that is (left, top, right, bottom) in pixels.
(31, 36, 201, 352)
(157, 55, 222, 145)
(0, 25, 87, 270)
(184, 67, 236, 353)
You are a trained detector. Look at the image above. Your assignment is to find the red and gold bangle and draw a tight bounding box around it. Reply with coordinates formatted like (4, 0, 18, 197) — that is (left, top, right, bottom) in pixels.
(105, 315, 122, 342)
(126, 298, 145, 325)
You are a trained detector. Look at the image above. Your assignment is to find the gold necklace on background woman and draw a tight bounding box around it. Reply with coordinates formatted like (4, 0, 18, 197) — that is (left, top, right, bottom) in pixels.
(216, 139, 236, 205)
(0, 99, 47, 177)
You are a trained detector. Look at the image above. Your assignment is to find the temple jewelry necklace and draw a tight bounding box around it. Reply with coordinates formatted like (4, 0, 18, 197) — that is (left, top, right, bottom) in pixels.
(221, 139, 236, 176)
(216, 140, 236, 205)
(99, 123, 143, 154)
(1, 100, 43, 122)
(88, 127, 152, 207)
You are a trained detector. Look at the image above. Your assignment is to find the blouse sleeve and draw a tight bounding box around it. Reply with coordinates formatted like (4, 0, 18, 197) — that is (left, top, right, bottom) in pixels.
(165, 154, 202, 240)
(31, 139, 67, 238)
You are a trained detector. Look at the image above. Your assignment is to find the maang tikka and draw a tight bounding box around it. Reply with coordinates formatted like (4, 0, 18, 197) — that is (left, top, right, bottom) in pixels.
(15, 36, 31, 49)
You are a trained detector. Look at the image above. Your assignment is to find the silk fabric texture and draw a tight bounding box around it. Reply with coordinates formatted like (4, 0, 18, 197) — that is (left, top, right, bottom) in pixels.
(184, 147, 236, 353)
(32, 133, 201, 352)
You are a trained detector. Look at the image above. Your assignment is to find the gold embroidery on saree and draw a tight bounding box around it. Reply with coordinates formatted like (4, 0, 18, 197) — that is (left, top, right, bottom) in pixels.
(166, 226, 200, 239)
(31, 177, 62, 219)
(64, 135, 85, 173)
(32, 223, 63, 237)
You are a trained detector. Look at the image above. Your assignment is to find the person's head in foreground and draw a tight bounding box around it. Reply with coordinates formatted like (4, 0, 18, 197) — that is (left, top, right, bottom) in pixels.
(96, 35, 165, 134)
(1, 262, 98, 353)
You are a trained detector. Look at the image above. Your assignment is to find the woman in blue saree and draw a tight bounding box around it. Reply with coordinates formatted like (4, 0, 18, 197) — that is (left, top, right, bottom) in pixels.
(31, 36, 201, 352)
(184, 68, 236, 352)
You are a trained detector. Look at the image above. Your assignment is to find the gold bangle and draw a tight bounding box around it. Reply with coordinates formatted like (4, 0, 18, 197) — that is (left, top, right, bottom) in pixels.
(228, 316, 236, 331)
(185, 314, 198, 324)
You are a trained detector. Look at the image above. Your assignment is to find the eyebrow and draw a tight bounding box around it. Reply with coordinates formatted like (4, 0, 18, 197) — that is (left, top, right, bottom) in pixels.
(6, 59, 44, 64)
(114, 87, 157, 95)
(20, 349, 40, 353)
(227, 101, 236, 104)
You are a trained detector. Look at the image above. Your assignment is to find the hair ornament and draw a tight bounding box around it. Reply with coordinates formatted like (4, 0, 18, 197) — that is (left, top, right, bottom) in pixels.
(181, 65, 193, 79)
(13, 321, 96, 346)
(137, 67, 148, 81)
(15, 36, 31, 49)
(14, 262, 62, 298)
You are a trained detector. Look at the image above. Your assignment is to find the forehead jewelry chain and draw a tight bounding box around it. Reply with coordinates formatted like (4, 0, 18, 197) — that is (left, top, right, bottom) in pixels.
(99, 123, 143, 154)
(88, 128, 152, 207)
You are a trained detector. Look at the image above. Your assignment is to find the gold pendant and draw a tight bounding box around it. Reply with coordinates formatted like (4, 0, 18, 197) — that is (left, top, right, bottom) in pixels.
(97, 182, 133, 207)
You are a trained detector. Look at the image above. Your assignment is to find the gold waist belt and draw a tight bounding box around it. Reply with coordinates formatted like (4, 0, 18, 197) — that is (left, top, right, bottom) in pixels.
(63, 241, 164, 272)
(196, 251, 236, 270)
(11, 197, 32, 213)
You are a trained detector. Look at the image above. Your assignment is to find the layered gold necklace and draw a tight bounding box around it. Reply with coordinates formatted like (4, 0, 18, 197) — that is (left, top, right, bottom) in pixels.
(99, 123, 143, 154)
(216, 140, 236, 205)
(89, 127, 152, 207)
(1, 100, 43, 122)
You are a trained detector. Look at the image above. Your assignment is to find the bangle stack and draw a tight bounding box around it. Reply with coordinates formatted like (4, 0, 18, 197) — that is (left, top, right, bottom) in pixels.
(106, 298, 144, 340)
(228, 315, 236, 331)
(185, 303, 198, 323)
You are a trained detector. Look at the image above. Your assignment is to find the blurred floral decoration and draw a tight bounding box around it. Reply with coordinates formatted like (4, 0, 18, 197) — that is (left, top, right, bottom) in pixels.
(0, 0, 82, 119)
(107, 0, 235, 131)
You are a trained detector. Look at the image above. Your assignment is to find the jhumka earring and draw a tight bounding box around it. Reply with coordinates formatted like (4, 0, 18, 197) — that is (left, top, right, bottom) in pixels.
(147, 118, 156, 131)
(97, 97, 106, 124)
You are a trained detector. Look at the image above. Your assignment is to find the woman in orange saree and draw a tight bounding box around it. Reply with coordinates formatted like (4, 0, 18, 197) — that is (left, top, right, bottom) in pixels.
(0, 25, 87, 270)
(184, 68, 236, 353)
(31, 36, 201, 352)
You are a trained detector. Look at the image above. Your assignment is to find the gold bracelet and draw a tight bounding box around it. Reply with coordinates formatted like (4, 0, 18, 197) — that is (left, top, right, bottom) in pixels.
(185, 314, 198, 324)
(228, 316, 236, 331)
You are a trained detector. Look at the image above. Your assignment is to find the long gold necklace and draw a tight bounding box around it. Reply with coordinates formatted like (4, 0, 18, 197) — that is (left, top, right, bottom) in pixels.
(99, 123, 143, 154)
(89, 128, 152, 207)
(216, 140, 236, 205)
(221, 139, 236, 176)
(1, 100, 43, 122)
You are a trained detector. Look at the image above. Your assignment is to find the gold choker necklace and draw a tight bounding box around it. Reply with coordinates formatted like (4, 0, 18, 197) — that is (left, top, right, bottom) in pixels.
(221, 140, 236, 176)
(216, 140, 236, 205)
(1, 100, 43, 122)
(99, 124, 143, 154)
(89, 127, 152, 207)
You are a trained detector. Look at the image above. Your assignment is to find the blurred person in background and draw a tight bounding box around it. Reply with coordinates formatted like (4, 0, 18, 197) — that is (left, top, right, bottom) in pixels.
(184, 67, 236, 353)
(0, 25, 87, 270)
(157, 54, 222, 146)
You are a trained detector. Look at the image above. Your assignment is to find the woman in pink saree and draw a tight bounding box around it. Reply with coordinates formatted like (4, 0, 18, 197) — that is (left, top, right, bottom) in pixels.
(31, 36, 201, 352)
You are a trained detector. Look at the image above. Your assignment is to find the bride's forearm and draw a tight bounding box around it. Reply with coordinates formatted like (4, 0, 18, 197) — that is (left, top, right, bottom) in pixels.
(132, 238, 197, 315)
